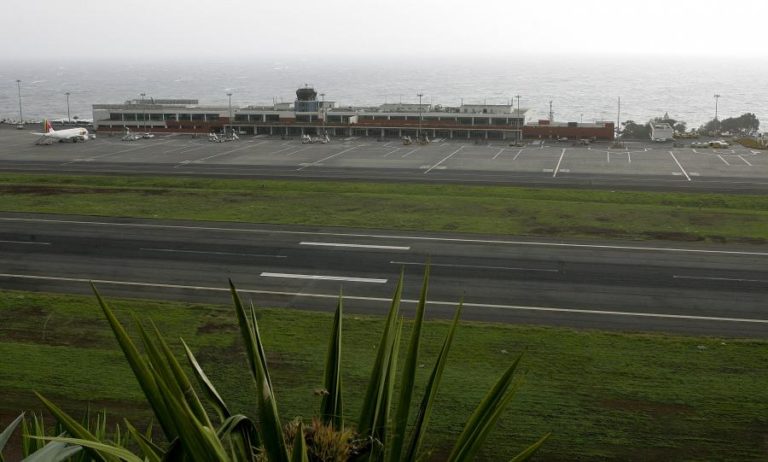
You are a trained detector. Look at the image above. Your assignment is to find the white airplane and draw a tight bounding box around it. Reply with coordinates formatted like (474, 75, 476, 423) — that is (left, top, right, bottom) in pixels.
(33, 119, 95, 144)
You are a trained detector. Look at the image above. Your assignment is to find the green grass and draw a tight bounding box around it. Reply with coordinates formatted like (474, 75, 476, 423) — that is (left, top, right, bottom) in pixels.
(2, 173, 768, 243)
(1, 289, 766, 461)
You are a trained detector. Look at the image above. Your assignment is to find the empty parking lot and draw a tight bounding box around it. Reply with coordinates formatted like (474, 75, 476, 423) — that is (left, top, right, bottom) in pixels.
(1, 128, 767, 192)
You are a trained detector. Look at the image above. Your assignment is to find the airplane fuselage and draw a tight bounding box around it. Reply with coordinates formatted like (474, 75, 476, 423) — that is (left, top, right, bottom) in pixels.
(33, 120, 94, 143)
(46, 127, 90, 142)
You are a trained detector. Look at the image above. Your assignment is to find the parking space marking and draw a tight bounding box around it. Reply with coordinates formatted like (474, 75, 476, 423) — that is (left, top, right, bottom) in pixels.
(61, 140, 177, 165)
(717, 155, 730, 166)
(401, 148, 420, 158)
(285, 146, 312, 156)
(269, 145, 301, 155)
(492, 148, 505, 160)
(424, 146, 463, 174)
(383, 148, 401, 157)
(178, 144, 210, 154)
(553, 148, 566, 177)
(512, 149, 524, 160)
(181, 141, 266, 165)
(296, 145, 359, 171)
(739, 155, 753, 166)
(668, 151, 691, 181)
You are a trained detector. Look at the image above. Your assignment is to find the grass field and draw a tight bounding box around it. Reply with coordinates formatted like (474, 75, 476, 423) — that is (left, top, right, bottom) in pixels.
(1, 289, 767, 461)
(1, 173, 768, 243)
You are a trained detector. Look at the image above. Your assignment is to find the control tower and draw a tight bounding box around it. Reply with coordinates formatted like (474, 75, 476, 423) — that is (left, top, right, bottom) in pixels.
(295, 85, 319, 113)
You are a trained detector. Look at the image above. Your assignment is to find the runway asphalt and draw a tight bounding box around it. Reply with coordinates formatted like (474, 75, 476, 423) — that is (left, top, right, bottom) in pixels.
(1, 126, 768, 193)
(1, 212, 766, 337)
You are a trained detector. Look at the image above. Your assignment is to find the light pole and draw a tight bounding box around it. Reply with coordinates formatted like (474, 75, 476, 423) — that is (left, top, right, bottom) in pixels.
(140, 93, 146, 132)
(16, 80, 23, 125)
(227, 92, 233, 135)
(417, 92, 423, 141)
(515, 94, 521, 142)
(714, 94, 721, 135)
(65, 92, 71, 124)
(320, 93, 325, 135)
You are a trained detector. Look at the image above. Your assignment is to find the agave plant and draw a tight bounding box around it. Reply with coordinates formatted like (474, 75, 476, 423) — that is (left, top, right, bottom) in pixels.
(34, 266, 549, 461)
(0, 412, 84, 462)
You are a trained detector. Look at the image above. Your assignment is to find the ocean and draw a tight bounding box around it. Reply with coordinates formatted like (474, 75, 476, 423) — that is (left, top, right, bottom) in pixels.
(0, 55, 766, 130)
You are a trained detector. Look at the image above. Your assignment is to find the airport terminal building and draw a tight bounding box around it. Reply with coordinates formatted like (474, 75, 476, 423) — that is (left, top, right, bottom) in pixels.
(93, 86, 614, 141)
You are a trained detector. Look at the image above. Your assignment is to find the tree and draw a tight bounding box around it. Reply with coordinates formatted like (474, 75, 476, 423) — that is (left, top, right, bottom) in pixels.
(721, 113, 760, 135)
(674, 122, 687, 133)
(621, 120, 650, 139)
(700, 113, 760, 136)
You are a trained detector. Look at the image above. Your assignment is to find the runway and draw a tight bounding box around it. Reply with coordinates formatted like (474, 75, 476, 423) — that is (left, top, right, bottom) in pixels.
(1, 213, 766, 337)
(2, 127, 768, 193)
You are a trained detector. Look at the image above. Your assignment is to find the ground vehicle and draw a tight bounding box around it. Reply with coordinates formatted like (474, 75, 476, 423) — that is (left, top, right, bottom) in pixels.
(650, 123, 674, 142)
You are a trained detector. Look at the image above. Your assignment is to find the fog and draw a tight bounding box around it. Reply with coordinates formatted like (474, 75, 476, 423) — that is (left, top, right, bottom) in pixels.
(1, 0, 766, 60)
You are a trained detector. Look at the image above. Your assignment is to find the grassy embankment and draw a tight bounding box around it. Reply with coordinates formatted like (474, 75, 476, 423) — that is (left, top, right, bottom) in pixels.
(1, 290, 767, 461)
(1, 173, 768, 243)
(1, 173, 767, 459)
(0, 292, 768, 460)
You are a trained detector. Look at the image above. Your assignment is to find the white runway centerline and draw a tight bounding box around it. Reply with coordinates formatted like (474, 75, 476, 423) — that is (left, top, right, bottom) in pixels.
(260, 272, 387, 283)
(300, 242, 411, 250)
(390, 261, 558, 272)
(141, 248, 286, 258)
(674, 275, 768, 284)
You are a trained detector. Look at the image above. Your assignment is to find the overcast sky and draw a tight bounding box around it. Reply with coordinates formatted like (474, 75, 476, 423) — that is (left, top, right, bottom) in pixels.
(1, 0, 766, 60)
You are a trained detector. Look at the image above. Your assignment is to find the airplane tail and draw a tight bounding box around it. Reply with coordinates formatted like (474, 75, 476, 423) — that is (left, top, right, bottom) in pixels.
(43, 119, 55, 133)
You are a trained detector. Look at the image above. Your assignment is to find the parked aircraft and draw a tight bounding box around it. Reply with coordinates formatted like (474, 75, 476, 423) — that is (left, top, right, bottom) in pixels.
(122, 128, 140, 141)
(301, 134, 329, 144)
(33, 119, 95, 144)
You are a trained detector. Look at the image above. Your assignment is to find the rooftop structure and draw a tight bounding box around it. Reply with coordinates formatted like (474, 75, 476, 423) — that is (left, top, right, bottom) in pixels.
(92, 86, 611, 141)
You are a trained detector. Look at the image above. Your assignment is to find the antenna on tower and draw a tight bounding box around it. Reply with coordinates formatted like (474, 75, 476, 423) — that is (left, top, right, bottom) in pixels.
(548, 100, 554, 123)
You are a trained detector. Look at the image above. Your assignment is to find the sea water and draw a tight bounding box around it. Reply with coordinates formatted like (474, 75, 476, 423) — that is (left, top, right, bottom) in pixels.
(1, 55, 765, 130)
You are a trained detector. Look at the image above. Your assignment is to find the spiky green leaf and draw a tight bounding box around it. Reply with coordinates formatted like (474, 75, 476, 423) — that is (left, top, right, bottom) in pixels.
(34, 393, 116, 462)
(124, 420, 163, 462)
(358, 270, 404, 439)
(320, 292, 344, 429)
(182, 339, 231, 422)
(508, 433, 551, 462)
(447, 355, 524, 462)
(0, 413, 24, 453)
(290, 422, 308, 462)
(21, 439, 83, 462)
(150, 365, 230, 462)
(403, 300, 464, 461)
(91, 284, 178, 441)
(230, 280, 289, 462)
(33, 437, 142, 462)
(216, 415, 258, 462)
(387, 262, 430, 462)
(147, 320, 211, 428)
